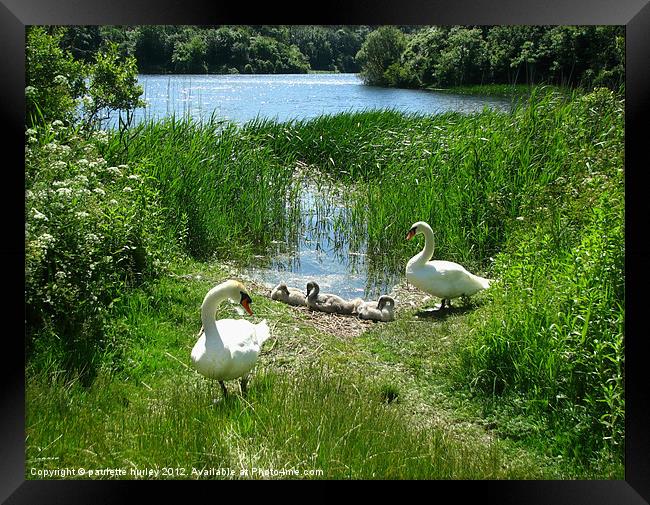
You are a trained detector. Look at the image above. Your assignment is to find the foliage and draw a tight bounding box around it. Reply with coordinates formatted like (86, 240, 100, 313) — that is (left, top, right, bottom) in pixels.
(247, 35, 310, 74)
(357, 25, 624, 90)
(78, 25, 369, 75)
(171, 31, 209, 73)
(26, 27, 145, 131)
(52, 25, 624, 91)
(25, 27, 86, 126)
(24, 124, 170, 379)
(355, 26, 407, 86)
(456, 88, 624, 466)
(83, 42, 146, 129)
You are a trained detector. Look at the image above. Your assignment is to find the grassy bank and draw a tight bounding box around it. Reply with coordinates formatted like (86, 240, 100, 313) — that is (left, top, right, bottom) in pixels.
(427, 83, 535, 98)
(26, 260, 569, 479)
(25, 86, 624, 477)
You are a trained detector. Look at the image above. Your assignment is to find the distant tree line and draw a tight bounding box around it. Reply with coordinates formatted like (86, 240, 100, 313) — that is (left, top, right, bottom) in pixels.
(58, 25, 371, 74)
(357, 26, 624, 89)
(52, 25, 624, 90)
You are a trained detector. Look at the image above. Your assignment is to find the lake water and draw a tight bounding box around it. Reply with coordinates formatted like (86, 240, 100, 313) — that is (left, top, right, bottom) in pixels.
(111, 73, 511, 127)
(243, 181, 402, 301)
(114, 73, 511, 301)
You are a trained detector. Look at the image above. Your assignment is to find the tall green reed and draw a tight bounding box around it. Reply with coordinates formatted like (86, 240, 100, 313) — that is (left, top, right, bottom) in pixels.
(455, 88, 625, 466)
(102, 115, 298, 261)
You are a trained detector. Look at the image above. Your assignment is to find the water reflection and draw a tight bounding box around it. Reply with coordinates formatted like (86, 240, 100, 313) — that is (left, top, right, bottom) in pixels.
(245, 179, 402, 301)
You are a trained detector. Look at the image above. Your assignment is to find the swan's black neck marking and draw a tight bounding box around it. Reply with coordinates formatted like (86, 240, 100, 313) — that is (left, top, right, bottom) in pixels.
(240, 291, 252, 305)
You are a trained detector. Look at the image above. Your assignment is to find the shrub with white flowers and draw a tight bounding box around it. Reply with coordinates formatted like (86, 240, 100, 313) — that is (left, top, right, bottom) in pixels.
(25, 124, 169, 368)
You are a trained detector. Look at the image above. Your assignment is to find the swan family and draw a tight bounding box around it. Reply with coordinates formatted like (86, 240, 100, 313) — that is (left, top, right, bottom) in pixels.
(191, 221, 491, 397)
(271, 280, 395, 321)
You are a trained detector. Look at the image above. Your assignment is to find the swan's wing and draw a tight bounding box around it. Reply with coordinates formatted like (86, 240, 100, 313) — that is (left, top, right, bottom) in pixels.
(216, 319, 258, 346)
(426, 260, 470, 274)
(216, 318, 271, 348)
(255, 319, 271, 346)
(425, 261, 490, 295)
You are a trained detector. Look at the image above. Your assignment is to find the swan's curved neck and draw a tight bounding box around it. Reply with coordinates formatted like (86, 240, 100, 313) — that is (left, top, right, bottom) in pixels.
(413, 224, 435, 264)
(201, 285, 228, 343)
(307, 283, 319, 301)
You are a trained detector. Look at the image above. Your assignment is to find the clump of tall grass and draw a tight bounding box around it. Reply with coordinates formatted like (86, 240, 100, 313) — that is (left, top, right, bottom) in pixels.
(100, 116, 300, 261)
(455, 88, 624, 468)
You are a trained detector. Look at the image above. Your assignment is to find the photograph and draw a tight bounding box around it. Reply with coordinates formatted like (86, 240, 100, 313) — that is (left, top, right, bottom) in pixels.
(23, 22, 626, 479)
(4, 1, 648, 501)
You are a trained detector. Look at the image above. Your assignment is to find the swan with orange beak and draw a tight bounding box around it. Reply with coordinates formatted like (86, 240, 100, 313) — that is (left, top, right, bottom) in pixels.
(406, 221, 491, 310)
(191, 280, 270, 398)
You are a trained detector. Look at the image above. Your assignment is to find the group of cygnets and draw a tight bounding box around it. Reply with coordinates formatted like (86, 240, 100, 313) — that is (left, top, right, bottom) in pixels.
(270, 281, 396, 322)
(190, 221, 493, 397)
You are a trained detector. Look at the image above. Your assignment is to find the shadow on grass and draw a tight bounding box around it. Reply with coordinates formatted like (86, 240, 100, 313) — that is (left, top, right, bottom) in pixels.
(414, 303, 475, 320)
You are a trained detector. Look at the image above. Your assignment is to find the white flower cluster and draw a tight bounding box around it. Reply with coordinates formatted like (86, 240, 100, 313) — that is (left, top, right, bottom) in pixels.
(53, 75, 69, 88)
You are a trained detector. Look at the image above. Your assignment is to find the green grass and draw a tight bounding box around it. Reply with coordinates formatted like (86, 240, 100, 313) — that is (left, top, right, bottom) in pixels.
(25, 86, 625, 478)
(26, 261, 562, 480)
(429, 83, 540, 98)
(26, 368, 514, 479)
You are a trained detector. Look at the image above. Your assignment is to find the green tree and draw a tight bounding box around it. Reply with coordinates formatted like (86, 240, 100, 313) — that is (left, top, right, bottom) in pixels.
(204, 26, 251, 72)
(82, 41, 145, 130)
(248, 35, 309, 73)
(289, 26, 334, 70)
(356, 26, 406, 86)
(435, 27, 488, 86)
(329, 27, 368, 72)
(485, 26, 525, 84)
(400, 27, 448, 86)
(134, 25, 175, 73)
(26, 27, 144, 131)
(508, 26, 547, 84)
(25, 26, 86, 126)
(172, 32, 208, 73)
(61, 26, 103, 63)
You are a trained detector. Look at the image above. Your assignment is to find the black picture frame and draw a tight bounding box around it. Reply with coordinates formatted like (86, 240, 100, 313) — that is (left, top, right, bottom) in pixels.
(4, 0, 649, 502)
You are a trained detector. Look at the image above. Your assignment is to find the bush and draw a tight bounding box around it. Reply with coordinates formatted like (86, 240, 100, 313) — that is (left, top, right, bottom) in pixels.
(25, 124, 169, 377)
(26, 27, 145, 131)
(25, 27, 86, 126)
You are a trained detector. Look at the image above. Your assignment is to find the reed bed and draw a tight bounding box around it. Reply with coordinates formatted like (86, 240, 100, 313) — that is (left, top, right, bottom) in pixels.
(102, 116, 300, 261)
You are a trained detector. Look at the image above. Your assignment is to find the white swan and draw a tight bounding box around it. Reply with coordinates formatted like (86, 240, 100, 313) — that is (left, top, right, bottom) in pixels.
(191, 280, 270, 398)
(270, 282, 307, 306)
(406, 221, 491, 309)
(306, 281, 363, 315)
(357, 295, 396, 322)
